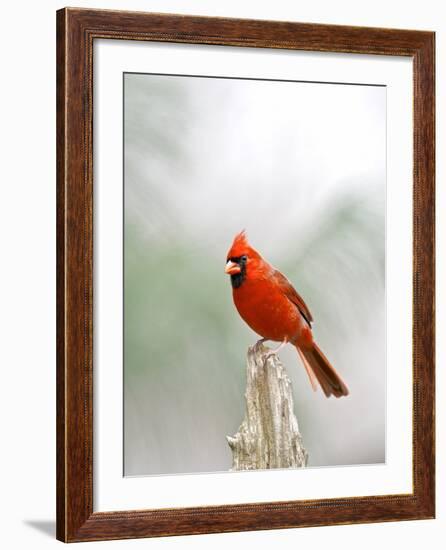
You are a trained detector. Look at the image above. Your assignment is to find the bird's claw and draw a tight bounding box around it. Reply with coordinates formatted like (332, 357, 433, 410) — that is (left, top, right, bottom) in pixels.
(262, 339, 287, 365)
(254, 338, 266, 352)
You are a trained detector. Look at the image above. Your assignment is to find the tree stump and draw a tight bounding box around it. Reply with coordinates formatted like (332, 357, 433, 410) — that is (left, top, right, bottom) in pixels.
(227, 342, 308, 470)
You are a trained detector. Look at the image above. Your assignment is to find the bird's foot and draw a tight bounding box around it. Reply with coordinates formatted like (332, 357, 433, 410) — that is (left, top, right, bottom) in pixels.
(255, 338, 267, 350)
(263, 339, 288, 364)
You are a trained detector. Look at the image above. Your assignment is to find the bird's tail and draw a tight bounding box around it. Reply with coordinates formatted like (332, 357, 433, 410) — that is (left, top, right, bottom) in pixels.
(296, 343, 349, 398)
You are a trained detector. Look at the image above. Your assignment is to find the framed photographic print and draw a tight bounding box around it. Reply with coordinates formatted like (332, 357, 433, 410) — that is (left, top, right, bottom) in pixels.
(56, 7, 435, 542)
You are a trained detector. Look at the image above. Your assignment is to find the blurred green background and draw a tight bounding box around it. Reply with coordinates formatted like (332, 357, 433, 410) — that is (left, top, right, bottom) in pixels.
(124, 73, 386, 476)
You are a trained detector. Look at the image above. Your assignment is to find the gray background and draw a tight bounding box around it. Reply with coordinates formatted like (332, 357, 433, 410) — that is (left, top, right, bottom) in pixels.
(124, 73, 386, 476)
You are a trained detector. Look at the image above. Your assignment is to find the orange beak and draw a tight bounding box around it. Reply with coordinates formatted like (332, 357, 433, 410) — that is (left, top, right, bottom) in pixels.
(225, 260, 241, 275)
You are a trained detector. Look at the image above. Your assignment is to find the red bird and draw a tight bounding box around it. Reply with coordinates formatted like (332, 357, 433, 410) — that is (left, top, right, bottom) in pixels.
(225, 230, 349, 398)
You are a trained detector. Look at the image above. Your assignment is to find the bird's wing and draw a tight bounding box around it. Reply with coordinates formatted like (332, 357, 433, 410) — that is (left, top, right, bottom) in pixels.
(271, 269, 313, 327)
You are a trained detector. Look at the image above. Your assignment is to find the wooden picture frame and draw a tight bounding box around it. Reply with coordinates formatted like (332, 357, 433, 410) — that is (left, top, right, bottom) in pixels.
(56, 7, 435, 542)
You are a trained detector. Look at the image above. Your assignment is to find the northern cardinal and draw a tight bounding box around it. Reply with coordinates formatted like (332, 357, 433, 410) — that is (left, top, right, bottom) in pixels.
(225, 230, 349, 398)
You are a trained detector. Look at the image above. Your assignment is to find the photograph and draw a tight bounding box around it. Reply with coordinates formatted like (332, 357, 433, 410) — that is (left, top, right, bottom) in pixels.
(123, 72, 386, 477)
(53, 7, 435, 542)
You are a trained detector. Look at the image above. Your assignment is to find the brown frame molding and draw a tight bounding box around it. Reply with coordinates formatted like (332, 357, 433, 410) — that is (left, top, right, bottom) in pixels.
(56, 7, 435, 542)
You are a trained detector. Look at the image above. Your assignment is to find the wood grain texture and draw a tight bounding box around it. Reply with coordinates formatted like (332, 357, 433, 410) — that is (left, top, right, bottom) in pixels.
(56, 7, 435, 542)
(227, 343, 308, 470)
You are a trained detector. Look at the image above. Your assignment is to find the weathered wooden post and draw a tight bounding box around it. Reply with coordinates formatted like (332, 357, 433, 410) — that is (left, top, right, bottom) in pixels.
(227, 342, 308, 470)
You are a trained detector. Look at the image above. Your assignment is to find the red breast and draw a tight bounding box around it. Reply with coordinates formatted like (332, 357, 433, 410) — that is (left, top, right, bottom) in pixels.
(233, 273, 307, 343)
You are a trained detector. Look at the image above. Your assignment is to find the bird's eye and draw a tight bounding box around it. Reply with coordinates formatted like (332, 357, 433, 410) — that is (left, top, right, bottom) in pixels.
(241, 255, 247, 262)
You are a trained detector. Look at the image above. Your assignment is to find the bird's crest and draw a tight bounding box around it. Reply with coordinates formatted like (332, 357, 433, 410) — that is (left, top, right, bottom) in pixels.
(227, 230, 260, 259)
